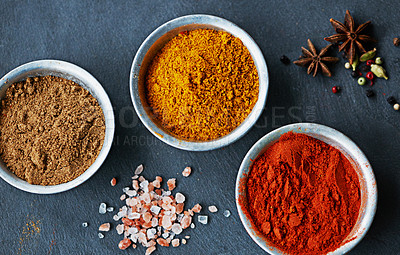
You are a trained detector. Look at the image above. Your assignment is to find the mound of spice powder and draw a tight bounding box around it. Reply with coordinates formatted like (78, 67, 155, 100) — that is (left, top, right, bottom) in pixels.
(145, 29, 259, 141)
(244, 132, 361, 255)
(0, 76, 105, 185)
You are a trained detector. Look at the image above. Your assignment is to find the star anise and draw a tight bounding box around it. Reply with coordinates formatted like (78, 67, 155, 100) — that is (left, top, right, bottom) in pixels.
(324, 10, 376, 65)
(293, 39, 339, 77)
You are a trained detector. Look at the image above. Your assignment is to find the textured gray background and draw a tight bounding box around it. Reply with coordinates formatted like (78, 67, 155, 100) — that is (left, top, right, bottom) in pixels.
(0, 0, 399, 254)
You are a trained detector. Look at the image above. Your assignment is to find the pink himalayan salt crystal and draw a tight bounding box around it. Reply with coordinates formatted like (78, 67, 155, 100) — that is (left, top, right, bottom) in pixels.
(180, 215, 192, 229)
(162, 215, 172, 229)
(171, 223, 183, 235)
(192, 204, 202, 213)
(208, 205, 218, 213)
(116, 224, 124, 235)
(167, 178, 176, 191)
(182, 167, 191, 177)
(132, 180, 139, 190)
(135, 164, 144, 175)
(143, 212, 152, 223)
(152, 180, 161, 189)
(157, 238, 169, 247)
(111, 177, 117, 186)
(145, 246, 156, 255)
(175, 193, 185, 204)
(171, 239, 180, 247)
(99, 223, 110, 232)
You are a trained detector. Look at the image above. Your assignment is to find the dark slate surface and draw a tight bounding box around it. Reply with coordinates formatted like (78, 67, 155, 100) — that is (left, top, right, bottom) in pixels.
(0, 0, 399, 254)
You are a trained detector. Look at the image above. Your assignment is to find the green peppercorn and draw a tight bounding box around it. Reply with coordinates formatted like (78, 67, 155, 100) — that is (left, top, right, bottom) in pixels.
(358, 77, 366, 86)
(375, 57, 383, 65)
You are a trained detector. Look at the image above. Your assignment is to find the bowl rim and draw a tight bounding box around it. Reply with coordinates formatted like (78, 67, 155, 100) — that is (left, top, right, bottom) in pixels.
(235, 123, 377, 255)
(0, 59, 115, 194)
(130, 14, 269, 151)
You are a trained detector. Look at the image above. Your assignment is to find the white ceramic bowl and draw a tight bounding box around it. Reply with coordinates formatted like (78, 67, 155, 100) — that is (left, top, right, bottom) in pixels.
(0, 60, 115, 194)
(235, 123, 377, 254)
(130, 14, 269, 151)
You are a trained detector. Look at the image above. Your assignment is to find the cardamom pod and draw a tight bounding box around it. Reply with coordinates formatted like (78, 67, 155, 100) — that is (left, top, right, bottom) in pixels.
(352, 53, 359, 71)
(371, 64, 388, 80)
(359, 48, 377, 62)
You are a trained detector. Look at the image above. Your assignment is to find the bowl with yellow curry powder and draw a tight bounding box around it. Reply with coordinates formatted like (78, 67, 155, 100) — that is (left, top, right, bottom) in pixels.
(236, 123, 377, 255)
(0, 60, 114, 194)
(130, 15, 268, 151)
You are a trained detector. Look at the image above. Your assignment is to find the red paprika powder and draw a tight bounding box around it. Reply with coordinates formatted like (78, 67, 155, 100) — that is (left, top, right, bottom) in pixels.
(244, 132, 361, 254)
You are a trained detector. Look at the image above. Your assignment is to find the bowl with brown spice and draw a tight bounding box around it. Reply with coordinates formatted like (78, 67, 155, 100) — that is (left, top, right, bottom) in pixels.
(236, 123, 377, 255)
(130, 14, 268, 151)
(0, 60, 114, 194)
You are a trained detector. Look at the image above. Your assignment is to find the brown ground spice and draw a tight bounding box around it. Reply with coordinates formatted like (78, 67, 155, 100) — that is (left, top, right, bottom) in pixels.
(0, 76, 105, 185)
(145, 29, 259, 141)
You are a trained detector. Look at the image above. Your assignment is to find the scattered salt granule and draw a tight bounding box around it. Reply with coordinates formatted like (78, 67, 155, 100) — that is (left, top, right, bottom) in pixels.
(98, 233, 104, 239)
(82, 222, 88, 228)
(175, 193, 185, 204)
(208, 205, 218, 213)
(171, 239, 180, 247)
(190, 223, 195, 229)
(223, 210, 231, 218)
(182, 167, 191, 177)
(109, 165, 204, 253)
(99, 223, 111, 232)
(107, 207, 114, 212)
(99, 203, 107, 214)
(111, 177, 117, 186)
(167, 178, 176, 191)
(198, 215, 208, 225)
(135, 164, 144, 175)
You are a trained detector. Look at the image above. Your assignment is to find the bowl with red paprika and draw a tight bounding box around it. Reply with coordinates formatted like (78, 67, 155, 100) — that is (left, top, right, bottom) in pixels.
(236, 123, 377, 255)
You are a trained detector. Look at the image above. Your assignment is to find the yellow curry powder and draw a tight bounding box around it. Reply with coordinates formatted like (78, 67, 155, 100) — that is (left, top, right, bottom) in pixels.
(145, 29, 259, 141)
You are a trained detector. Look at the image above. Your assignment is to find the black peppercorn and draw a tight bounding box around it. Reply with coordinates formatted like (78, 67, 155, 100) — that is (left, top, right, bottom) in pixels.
(280, 55, 290, 65)
(361, 65, 370, 72)
(366, 89, 375, 98)
(351, 71, 359, 78)
(387, 96, 397, 105)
